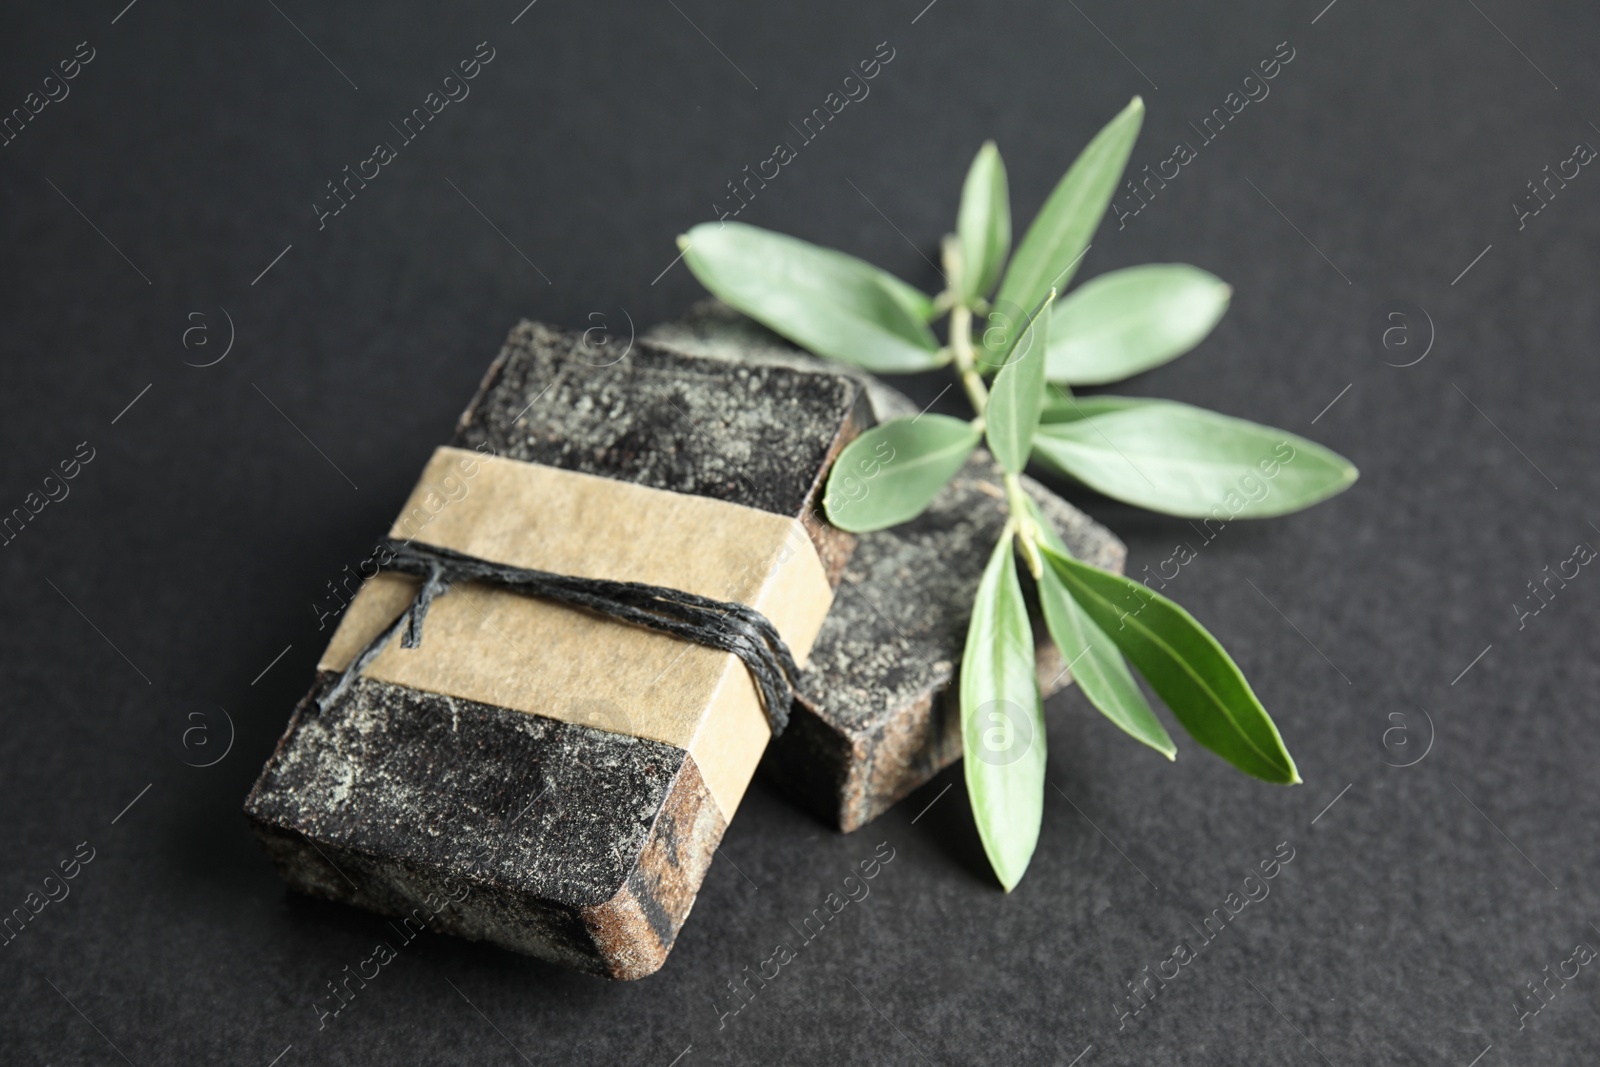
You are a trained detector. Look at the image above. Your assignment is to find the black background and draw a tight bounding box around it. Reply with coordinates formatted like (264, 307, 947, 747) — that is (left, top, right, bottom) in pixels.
(2, 1, 1596, 1064)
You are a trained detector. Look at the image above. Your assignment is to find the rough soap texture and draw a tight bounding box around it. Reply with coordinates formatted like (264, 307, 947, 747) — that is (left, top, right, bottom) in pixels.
(648, 303, 1127, 831)
(246, 676, 722, 978)
(453, 320, 871, 581)
(246, 321, 867, 978)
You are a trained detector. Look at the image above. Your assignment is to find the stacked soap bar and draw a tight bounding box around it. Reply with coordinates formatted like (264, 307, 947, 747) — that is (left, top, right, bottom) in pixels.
(245, 322, 869, 979)
(649, 303, 1126, 831)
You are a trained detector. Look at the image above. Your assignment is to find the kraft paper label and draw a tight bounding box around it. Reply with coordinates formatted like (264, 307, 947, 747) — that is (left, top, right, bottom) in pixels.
(319, 447, 833, 820)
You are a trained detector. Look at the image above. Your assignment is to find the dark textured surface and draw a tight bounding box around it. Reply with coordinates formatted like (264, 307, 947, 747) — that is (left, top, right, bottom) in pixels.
(245, 676, 724, 979)
(454, 319, 871, 579)
(5, 1, 1600, 1064)
(249, 676, 679, 909)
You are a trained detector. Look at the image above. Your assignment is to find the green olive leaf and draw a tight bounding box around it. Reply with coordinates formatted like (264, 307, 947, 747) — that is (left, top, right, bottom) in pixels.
(962, 533, 1045, 892)
(877, 262, 940, 323)
(1038, 544, 1298, 785)
(991, 97, 1144, 345)
(1039, 388, 1131, 424)
(1023, 499, 1175, 760)
(984, 297, 1051, 475)
(1046, 264, 1231, 385)
(681, 222, 941, 373)
(957, 141, 1011, 303)
(1031, 397, 1358, 518)
(823, 415, 981, 532)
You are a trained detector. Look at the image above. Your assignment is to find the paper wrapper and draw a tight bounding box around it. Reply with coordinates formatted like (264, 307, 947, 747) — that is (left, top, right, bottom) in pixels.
(318, 446, 833, 820)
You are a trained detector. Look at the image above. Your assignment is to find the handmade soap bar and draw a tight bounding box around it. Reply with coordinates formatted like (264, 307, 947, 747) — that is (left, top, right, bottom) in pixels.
(245, 322, 869, 978)
(649, 303, 1127, 831)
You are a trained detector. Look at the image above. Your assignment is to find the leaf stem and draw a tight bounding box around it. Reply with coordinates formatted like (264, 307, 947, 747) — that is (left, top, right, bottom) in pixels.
(1003, 472, 1044, 578)
(946, 233, 1045, 578)
(949, 304, 991, 417)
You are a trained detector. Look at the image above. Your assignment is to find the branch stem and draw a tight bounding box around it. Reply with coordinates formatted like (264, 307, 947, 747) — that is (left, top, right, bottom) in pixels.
(949, 304, 990, 419)
(951, 297, 1040, 576)
(1004, 472, 1044, 578)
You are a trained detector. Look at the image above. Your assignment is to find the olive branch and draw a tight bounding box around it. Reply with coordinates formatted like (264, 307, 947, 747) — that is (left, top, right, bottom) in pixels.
(678, 97, 1357, 890)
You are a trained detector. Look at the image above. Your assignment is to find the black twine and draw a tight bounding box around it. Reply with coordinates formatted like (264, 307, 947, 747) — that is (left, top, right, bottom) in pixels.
(318, 538, 798, 736)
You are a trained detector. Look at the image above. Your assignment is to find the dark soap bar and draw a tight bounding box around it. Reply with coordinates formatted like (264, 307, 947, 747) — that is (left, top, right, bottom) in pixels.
(649, 303, 1127, 831)
(248, 681, 715, 977)
(245, 321, 868, 978)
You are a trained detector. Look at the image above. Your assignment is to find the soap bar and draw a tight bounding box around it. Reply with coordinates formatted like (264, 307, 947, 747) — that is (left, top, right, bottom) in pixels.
(648, 303, 1127, 832)
(244, 322, 869, 979)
